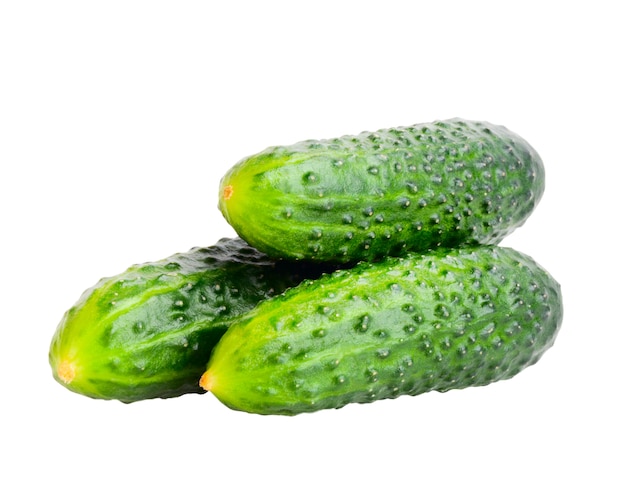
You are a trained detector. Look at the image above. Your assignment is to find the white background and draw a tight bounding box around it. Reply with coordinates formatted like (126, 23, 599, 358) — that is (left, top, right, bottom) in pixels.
(2, 1, 624, 499)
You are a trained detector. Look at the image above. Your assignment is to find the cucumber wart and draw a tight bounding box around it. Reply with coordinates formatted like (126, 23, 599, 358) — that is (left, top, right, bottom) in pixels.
(218, 118, 545, 263)
(49, 238, 331, 403)
(201, 246, 563, 415)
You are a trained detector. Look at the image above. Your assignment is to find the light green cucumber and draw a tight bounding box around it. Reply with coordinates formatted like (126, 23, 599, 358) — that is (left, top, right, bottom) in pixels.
(219, 118, 544, 263)
(201, 245, 562, 415)
(49, 238, 330, 403)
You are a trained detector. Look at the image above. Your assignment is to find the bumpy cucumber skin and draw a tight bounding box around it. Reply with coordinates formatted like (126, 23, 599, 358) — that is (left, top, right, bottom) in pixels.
(204, 246, 562, 415)
(49, 238, 329, 403)
(219, 119, 544, 263)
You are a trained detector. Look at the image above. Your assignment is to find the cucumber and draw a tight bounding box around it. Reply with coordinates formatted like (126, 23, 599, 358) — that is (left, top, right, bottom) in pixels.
(49, 238, 330, 403)
(201, 246, 562, 415)
(218, 118, 544, 263)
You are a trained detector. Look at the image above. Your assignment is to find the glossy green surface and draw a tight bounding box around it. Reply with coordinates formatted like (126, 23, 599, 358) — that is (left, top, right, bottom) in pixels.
(204, 246, 562, 415)
(219, 119, 544, 263)
(49, 238, 328, 402)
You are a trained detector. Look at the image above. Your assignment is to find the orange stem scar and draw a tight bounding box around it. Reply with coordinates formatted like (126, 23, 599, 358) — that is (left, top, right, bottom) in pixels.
(57, 361, 76, 384)
(199, 370, 215, 392)
(222, 185, 234, 200)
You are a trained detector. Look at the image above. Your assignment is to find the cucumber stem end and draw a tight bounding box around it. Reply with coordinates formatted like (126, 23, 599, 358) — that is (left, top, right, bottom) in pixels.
(199, 370, 215, 392)
(57, 360, 76, 384)
(223, 185, 234, 201)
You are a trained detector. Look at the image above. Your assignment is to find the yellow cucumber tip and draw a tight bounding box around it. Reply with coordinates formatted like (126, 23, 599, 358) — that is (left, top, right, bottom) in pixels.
(199, 370, 216, 392)
(57, 360, 76, 384)
(222, 185, 234, 201)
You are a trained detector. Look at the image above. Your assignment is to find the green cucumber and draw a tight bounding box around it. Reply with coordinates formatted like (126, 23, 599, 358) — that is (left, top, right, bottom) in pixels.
(201, 246, 562, 415)
(49, 238, 330, 403)
(218, 118, 544, 263)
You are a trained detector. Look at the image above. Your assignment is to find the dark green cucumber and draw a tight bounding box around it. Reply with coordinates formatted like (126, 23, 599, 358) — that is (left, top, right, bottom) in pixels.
(49, 238, 330, 403)
(218, 118, 544, 263)
(201, 246, 562, 415)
